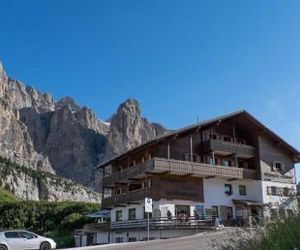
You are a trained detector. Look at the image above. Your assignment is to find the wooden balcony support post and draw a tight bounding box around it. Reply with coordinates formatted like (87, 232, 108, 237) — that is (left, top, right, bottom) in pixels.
(101, 167, 105, 199)
(233, 123, 237, 142)
(190, 135, 193, 162)
(234, 154, 238, 168)
(167, 141, 171, 159)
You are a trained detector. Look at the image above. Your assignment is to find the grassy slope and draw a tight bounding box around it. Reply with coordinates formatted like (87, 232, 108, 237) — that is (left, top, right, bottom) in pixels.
(0, 188, 18, 202)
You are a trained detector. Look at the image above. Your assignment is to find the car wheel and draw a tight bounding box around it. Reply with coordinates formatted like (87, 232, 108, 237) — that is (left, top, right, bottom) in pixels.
(40, 242, 51, 250)
(0, 245, 7, 250)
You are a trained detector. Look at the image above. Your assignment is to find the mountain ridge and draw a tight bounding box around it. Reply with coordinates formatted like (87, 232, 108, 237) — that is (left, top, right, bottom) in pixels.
(0, 60, 168, 201)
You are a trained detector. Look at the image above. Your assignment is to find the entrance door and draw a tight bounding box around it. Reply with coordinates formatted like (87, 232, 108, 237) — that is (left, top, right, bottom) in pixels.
(87, 233, 94, 246)
(175, 205, 190, 223)
(175, 205, 190, 216)
(220, 206, 233, 220)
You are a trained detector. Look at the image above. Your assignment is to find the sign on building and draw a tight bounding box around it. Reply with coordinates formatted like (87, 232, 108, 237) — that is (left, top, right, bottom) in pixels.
(145, 197, 153, 213)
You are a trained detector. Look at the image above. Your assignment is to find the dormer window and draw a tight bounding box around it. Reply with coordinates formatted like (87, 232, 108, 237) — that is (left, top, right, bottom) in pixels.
(273, 162, 283, 172)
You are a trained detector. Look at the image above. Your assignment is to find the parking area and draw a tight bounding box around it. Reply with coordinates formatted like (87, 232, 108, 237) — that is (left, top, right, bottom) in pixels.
(62, 227, 250, 250)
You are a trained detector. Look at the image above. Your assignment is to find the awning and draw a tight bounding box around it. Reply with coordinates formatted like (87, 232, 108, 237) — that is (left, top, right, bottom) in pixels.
(87, 209, 111, 218)
(232, 199, 264, 206)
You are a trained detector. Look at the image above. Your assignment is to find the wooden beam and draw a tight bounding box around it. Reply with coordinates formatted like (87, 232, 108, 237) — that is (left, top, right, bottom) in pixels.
(205, 175, 216, 179)
(167, 141, 171, 159)
(227, 178, 238, 181)
(190, 135, 193, 162)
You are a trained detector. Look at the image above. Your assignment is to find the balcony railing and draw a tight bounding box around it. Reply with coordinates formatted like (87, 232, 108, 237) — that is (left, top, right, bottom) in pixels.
(102, 157, 258, 188)
(111, 216, 214, 230)
(83, 223, 110, 231)
(102, 188, 157, 207)
(202, 139, 256, 157)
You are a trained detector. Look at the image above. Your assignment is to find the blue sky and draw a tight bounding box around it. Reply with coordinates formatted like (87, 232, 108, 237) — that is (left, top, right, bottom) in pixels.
(1, 1, 300, 180)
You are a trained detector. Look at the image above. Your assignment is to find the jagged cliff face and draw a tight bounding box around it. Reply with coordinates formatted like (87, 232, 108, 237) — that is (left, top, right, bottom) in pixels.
(0, 60, 168, 200)
(104, 99, 167, 160)
(0, 62, 53, 173)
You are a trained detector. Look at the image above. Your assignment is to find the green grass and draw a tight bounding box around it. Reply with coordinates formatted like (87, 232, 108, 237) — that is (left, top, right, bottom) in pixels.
(249, 216, 300, 250)
(0, 188, 18, 202)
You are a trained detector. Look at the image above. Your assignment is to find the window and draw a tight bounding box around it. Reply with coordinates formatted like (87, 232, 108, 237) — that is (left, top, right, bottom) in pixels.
(116, 210, 122, 222)
(129, 237, 137, 242)
(116, 166, 122, 172)
(273, 162, 283, 172)
(116, 187, 123, 195)
(19, 232, 37, 239)
(5, 232, 19, 238)
(115, 237, 123, 243)
(128, 208, 136, 220)
(227, 207, 233, 220)
(223, 136, 232, 142)
(210, 134, 218, 140)
(237, 138, 246, 144)
(222, 160, 231, 167)
(267, 186, 284, 196)
(224, 184, 232, 195)
(238, 161, 244, 168)
(211, 206, 219, 217)
(239, 185, 247, 196)
(283, 187, 290, 197)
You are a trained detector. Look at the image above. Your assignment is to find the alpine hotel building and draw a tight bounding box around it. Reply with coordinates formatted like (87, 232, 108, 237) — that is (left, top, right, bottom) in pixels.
(76, 111, 299, 246)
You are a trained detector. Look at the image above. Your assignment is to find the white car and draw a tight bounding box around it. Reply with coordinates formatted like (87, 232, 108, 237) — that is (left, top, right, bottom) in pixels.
(0, 230, 56, 250)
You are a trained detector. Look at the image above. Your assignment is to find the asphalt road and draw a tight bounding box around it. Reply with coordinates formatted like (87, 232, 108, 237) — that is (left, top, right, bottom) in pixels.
(62, 228, 242, 250)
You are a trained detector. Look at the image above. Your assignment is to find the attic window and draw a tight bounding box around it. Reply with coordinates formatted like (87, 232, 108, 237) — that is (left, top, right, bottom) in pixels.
(273, 162, 283, 172)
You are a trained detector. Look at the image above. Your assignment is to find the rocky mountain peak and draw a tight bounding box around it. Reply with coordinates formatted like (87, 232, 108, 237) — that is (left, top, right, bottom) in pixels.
(56, 96, 81, 112)
(103, 99, 168, 160)
(117, 98, 141, 116)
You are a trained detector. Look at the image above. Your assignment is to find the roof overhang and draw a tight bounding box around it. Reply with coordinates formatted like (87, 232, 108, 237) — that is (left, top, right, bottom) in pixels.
(232, 199, 264, 206)
(96, 110, 300, 169)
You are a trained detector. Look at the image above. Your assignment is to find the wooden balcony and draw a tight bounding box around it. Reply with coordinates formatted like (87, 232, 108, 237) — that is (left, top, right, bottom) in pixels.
(102, 158, 258, 189)
(102, 188, 157, 207)
(83, 223, 110, 231)
(202, 139, 256, 158)
(242, 168, 258, 179)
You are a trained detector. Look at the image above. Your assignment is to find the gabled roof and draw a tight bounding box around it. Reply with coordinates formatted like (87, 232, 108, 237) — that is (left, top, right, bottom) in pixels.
(98, 110, 300, 168)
